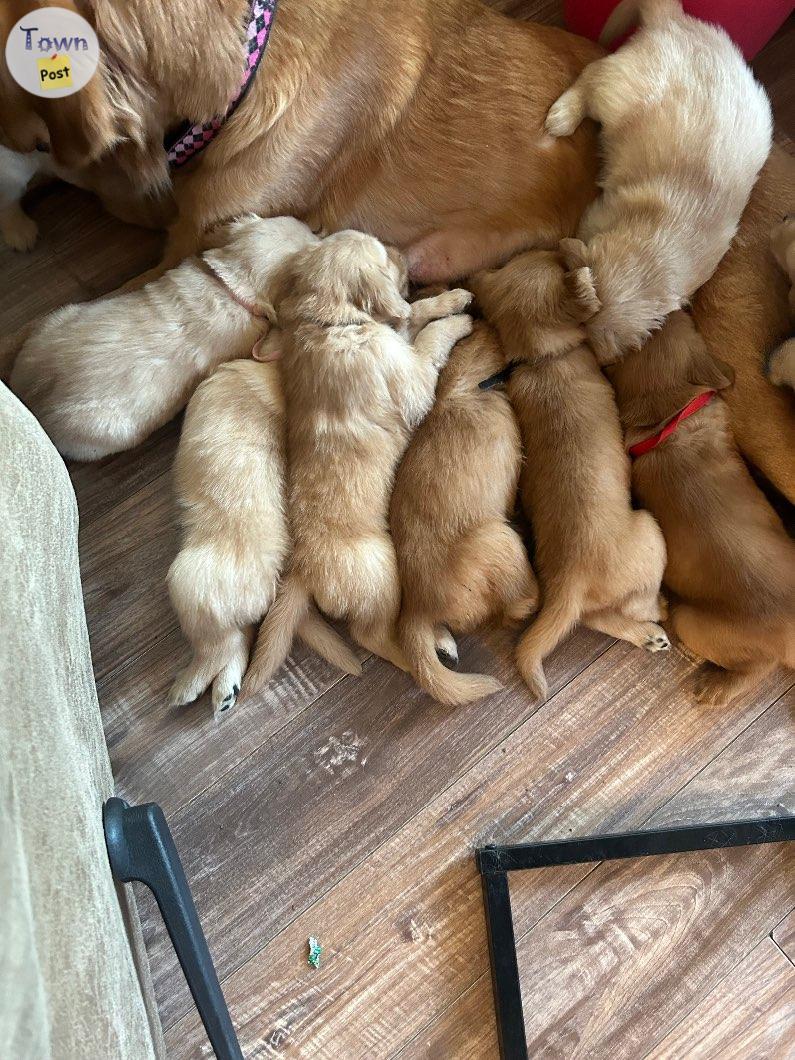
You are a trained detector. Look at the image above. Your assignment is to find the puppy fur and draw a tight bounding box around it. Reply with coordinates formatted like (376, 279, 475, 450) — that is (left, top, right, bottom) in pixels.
(546, 0, 772, 362)
(767, 214, 795, 390)
(471, 251, 668, 701)
(168, 358, 361, 715)
(243, 231, 473, 694)
(609, 310, 795, 704)
(390, 320, 538, 705)
(0, 145, 55, 251)
(7, 215, 317, 459)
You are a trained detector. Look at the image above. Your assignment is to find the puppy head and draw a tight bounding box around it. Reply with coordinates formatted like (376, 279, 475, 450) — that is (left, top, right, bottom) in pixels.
(271, 231, 411, 327)
(470, 248, 599, 360)
(610, 311, 734, 431)
(203, 215, 320, 318)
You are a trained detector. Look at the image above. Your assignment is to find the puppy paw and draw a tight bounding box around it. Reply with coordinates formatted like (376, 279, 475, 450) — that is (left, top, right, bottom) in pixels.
(212, 657, 247, 715)
(214, 683, 240, 716)
(1, 211, 38, 252)
(440, 288, 474, 315)
(446, 313, 474, 343)
(169, 667, 210, 708)
(642, 624, 670, 653)
(544, 95, 581, 138)
(693, 666, 733, 707)
(435, 627, 459, 669)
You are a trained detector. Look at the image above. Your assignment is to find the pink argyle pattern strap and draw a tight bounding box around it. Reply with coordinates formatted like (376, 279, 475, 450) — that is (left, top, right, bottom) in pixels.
(167, 0, 277, 168)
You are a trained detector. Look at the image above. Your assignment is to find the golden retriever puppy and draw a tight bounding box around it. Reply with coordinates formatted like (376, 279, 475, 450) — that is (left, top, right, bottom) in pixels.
(610, 311, 795, 704)
(6, 215, 317, 458)
(471, 251, 668, 701)
(390, 320, 538, 706)
(168, 357, 361, 715)
(242, 232, 473, 694)
(768, 214, 795, 390)
(545, 0, 772, 363)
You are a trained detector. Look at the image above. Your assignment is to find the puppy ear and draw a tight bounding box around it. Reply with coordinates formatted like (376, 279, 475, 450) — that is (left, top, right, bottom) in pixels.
(563, 266, 601, 321)
(385, 245, 410, 296)
(202, 246, 273, 316)
(358, 267, 411, 325)
(252, 327, 281, 362)
(559, 237, 589, 271)
(688, 350, 735, 392)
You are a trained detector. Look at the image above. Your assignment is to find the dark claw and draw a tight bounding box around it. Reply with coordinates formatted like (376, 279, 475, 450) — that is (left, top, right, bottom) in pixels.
(436, 647, 459, 670)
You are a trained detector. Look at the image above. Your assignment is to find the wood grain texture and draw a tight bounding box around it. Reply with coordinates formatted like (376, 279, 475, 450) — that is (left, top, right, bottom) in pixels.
(773, 908, 795, 964)
(149, 625, 611, 1029)
(70, 420, 181, 526)
(518, 842, 794, 1058)
(647, 938, 795, 1060)
(163, 645, 790, 1058)
(647, 689, 795, 828)
(397, 690, 794, 1060)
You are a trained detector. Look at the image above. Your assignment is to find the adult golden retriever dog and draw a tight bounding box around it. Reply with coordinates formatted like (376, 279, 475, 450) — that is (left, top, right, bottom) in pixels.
(0, 0, 601, 283)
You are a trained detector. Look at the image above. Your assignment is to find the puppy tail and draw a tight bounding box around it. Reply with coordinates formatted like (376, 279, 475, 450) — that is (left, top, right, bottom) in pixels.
(399, 615, 503, 707)
(599, 0, 682, 46)
(0, 321, 34, 380)
(242, 572, 311, 696)
(515, 589, 581, 701)
(297, 607, 362, 677)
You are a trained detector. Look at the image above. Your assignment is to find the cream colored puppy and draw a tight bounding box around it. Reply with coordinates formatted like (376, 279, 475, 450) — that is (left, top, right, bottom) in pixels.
(545, 0, 772, 363)
(168, 356, 361, 715)
(6, 215, 318, 458)
(768, 214, 795, 390)
(243, 231, 473, 694)
(471, 251, 668, 702)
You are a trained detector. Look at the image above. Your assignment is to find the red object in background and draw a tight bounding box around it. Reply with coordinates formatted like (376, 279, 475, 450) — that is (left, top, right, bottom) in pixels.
(564, 0, 794, 60)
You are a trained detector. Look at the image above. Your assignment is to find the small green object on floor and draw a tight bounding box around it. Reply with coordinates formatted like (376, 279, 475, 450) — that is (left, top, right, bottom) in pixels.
(308, 936, 322, 969)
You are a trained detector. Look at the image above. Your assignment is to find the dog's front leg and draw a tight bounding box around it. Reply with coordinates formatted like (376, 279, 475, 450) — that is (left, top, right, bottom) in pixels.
(406, 289, 473, 342)
(401, 313, 474, 426)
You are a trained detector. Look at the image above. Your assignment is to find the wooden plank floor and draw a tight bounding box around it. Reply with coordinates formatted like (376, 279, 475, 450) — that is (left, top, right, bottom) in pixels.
(1, 9, 794, 1059)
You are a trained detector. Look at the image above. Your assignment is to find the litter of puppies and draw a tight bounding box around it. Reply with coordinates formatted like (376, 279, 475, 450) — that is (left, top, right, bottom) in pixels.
(3, 0, 792, 710)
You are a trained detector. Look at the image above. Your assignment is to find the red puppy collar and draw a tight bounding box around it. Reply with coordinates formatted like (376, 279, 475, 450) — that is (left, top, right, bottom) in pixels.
(627, 390, 717, 459)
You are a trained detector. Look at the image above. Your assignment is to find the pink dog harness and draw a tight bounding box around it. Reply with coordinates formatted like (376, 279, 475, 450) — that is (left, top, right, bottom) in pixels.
(165, 0, 277, 168)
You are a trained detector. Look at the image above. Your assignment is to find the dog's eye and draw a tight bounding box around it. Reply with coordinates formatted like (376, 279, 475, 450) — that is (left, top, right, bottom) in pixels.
(35, 139, 51, 153)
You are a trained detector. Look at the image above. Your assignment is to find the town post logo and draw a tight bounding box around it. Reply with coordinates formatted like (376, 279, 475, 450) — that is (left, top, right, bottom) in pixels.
(5, 8, 99, 99)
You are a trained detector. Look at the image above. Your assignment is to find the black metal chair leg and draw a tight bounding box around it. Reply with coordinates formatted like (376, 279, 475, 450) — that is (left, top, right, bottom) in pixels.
(103, 797, 243, 1060)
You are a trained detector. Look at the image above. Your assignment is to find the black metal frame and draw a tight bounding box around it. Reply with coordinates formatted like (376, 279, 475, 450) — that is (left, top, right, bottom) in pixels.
(477, 815, 795, 1060)
(104, 798, 243, 1060)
